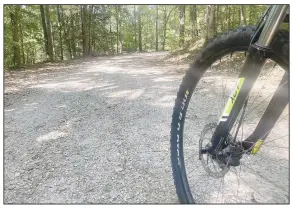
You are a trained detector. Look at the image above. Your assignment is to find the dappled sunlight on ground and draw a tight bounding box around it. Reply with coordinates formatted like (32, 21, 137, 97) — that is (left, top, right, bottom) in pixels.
(4, 51, 288, 203)
(36, 131, 68, 142)
(31, 79, 112, 92)
(4, 52, 184, 203)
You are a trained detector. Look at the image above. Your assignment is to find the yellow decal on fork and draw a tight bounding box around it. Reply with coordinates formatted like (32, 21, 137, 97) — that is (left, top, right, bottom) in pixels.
(251, 139, 264, 154)
(219, 78, 245, 122)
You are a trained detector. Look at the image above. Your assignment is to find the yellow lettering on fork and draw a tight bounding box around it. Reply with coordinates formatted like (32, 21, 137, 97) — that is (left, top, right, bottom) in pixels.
(219, 78, 245, 122)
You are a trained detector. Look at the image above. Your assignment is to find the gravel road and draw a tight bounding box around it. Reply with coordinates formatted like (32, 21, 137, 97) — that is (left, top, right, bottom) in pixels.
(4, 51, 289, 204)
(4, 52, 186, 203)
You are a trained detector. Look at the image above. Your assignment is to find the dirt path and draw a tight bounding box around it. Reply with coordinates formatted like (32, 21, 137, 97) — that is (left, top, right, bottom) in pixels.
(4, 52, 187, 203)
(4, 52, 288, 204)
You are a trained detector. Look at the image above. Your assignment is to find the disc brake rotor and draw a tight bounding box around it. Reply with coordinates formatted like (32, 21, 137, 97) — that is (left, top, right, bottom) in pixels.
(199, 123, 230, 178)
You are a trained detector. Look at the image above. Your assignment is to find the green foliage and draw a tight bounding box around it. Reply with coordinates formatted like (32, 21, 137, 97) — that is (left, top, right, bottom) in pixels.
(4, 5, 272, 69)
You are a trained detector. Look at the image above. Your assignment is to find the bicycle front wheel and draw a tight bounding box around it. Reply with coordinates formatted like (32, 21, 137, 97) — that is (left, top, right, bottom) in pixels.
(170, 26, 289, 204)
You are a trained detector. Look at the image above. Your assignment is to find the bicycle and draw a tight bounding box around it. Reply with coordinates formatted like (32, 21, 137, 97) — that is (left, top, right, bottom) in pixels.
(170, 5, 289, 203)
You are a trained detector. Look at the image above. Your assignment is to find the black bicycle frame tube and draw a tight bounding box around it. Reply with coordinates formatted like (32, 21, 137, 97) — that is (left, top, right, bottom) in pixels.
(242, 72, 289, 150)
(209, 5, 288, 153)
(209, 49, 266, 152)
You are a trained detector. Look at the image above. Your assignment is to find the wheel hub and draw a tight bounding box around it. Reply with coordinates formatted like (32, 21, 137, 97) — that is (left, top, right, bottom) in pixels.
(199, 123, 244, 178)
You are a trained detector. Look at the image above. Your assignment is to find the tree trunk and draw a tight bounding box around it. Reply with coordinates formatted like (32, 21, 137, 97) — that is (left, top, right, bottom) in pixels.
(51, 21, 56, 60)
(109, 19, 113, 53)
(45, 5, 54, 61)
(214, 5, 218, 35)
(40, 5, 49, 58)
(60, 6, 72, 59)
(19, 12, 25, 65)
(134, 5, 137, 51)
(249, 5, 252, 25)
(32, 47, 36, 64)
(138, 7, 142, 52)
(227, 5, 231, 31)
(144, 21, 148, 51)
(88, 5, 93, 55)
(204, 5, 215, 46)
(162, 6, 175, 50)
(194, 5, 199, 37)
(190, 5, 198, 39)
(162, 7, 167, 50)
(82, 5, 90, 56)
(10, 6, 21, 68)
(179, 5, 185, 48)
(116, 6, 119, 54)
(70, 10, 76, 58)
(155, 6, 159, 51)
(232, 6, 236, 29)
(240, 5, 246, 26)
(119, 7, 123, 54)
(190, 6, 194, 39)
(57, 5, 63, 60)
(26, 47, 29, 65)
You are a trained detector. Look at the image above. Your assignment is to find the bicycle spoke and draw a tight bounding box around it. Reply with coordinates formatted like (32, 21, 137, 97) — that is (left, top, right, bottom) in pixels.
(259, 134, 288, 146)
(230, 169, 268, 202)
(248, 156, 289, 169)
(196, 176, 213, 202)
(261, 144, 288, 149)
(247, 65, 274, 111)
(239, 131, 288, 153)
(235, 166, 241, 197)
(232, 84, 288, 132)
(181, 50, 288, 203)
(241, 163, 288, 192)
(243, 112, 288, 130)
(242, 81, 288, 122)
(216, 177, 224, 203)
(221, 177, 225, 203)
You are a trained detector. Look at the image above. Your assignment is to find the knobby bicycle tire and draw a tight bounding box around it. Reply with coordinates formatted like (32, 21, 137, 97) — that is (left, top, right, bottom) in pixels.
(170, 26, 289, 203)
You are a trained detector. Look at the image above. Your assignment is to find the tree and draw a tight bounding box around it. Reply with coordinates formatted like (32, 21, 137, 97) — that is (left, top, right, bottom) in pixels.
(19, 8, 25, 65)
(40, 5, 48, 58)
(155, 6, 159, 51)
(213, 6, 218, 36)
(115, 5, 120, 53)
(82, 5, 90, 56)
(88, 5, 93, 55)
(190, 5, 198, 38)
(4, 5, 270, 69)
(118, 6, 123, 53)
(57, 5, 64, 60)
(204, 5, 215, 46)
(134, 5, 137, 51)
(162, 6, 175, 50)
(45, 5, 54, 61)
(240, 6, 246, 26)
(227, 6, 231, 30)
(70, 8, 76, 58)
(179, 5, 185, 48)
(10, 5, 21, 68)
(138, 6, 142, 52)
(60, 6, 72, 59)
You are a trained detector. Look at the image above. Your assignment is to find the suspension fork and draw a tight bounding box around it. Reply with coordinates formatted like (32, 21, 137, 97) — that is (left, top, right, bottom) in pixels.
(242, 72, 288, 153)
(208, 5, 289, 154)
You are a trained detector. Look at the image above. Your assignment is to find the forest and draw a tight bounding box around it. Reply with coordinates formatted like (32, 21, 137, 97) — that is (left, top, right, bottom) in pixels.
(4, 5, 270, 69)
